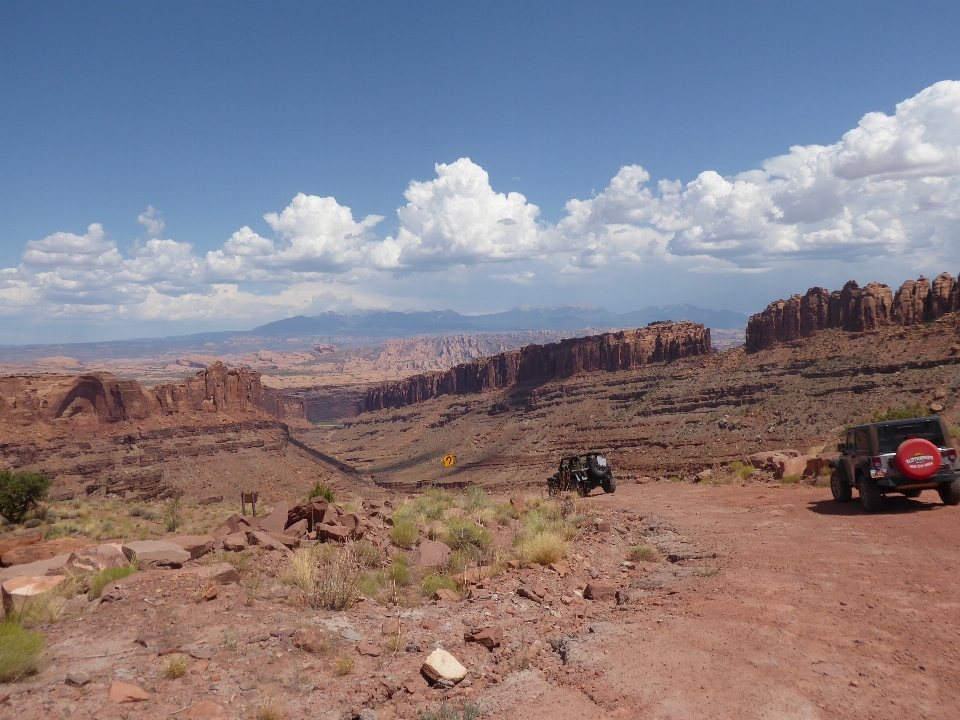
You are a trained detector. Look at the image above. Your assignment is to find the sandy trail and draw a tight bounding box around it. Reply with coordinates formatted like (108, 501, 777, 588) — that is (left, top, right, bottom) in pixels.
(495, 482, 960, 720)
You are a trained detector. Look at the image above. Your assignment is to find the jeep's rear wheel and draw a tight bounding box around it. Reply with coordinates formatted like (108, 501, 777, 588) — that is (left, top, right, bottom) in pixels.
(831, 471, 852, 503)
(602, 475, 616, 494)
(858, 475, 882, 513)
(901, 489, 922, 498)
(937, 479, 960, 506)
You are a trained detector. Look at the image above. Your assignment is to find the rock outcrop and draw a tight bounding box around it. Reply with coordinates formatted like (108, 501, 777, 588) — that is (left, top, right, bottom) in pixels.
(0, 361, 304, 424)
(362, 322, 711, 412)
(746, 271, 960, 353)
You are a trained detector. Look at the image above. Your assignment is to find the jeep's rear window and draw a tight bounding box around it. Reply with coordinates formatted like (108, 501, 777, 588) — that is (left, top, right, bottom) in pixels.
(877, 420, 946, 453)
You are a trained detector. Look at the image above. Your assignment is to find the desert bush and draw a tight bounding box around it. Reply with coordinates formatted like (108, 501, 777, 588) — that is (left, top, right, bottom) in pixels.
(871, 403, 926, 423)
(162, 654, 188, 679)
(441, 518, 492, 553)
(389, 521, 419, 548)
(256, 696, 286, 720)
(307, 482, 336, 503)
(460, 486, 490, 512)
(333, 655, 354, 676)
(309, 546, 362, 610)
(727, 461, 753, 480)
(390, 554, 412, 586)
(352, 539, 382, 568)
(22, 518, 42, 529)
(629, 544, 661, 563)
(164, 497, 184, 532)
(0, 470, 50, 524)
(419, 572, 460, 598)
(88, 564, 138, 600)
(418, 699, 483, 720)
(513, 530, 567, 565)
(0, 622, 44, 682)
(358, 570, 388, 598)
(780, 473, 801, 484)
(44, 521, 80, 539)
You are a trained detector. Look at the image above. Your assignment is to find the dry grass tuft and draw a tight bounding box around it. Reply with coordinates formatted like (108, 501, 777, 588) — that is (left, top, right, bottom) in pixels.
(513, 530, 568, 565)
(161, 654, 188, 679)
(629, 544, 661, 563)
(333, 655, 354, 676)
(256, 696, 286, 720)
(0, 622, 44, 682)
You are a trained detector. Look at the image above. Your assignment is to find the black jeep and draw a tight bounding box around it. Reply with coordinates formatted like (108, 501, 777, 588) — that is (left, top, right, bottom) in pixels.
(548, 452, 616, 497)
(831, 416, 960, 512)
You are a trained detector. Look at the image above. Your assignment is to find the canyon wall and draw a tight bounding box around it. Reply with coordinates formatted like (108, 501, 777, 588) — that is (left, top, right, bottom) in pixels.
(363, 322, 711, 412)
(745, 271, 960, 353)
(0, 361, 304, 425)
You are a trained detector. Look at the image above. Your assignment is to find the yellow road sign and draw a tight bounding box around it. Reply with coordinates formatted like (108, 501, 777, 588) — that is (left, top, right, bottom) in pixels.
(442, 453, 456, 468)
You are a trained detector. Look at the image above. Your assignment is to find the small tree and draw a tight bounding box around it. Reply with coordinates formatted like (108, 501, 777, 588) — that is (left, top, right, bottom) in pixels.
(307, 482, 335, 503)
(0, 470, 51, 524)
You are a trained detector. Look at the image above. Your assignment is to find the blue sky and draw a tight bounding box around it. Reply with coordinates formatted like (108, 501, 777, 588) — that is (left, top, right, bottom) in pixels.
(2, 1, 959, 344)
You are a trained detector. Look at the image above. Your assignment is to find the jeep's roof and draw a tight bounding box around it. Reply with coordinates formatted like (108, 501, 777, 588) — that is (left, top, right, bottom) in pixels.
(560, 452, 606, 460)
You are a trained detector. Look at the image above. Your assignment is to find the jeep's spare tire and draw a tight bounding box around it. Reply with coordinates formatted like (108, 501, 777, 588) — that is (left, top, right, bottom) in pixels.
(895, 438, 942, 480)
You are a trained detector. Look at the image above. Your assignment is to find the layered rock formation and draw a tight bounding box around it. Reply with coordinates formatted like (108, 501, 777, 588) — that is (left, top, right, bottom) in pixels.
(746, 271, 960, 353)
(0, 361, 304, 425)
(363, 322, 711, 412)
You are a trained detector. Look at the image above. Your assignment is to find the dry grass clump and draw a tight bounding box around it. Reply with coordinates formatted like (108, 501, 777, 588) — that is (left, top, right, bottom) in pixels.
(161, 654, 188, 679)
(514, 530, 567, 565)
(629, 544, 661, 563)
(88, 564, 138, 600)
(256, 696, 286, 720)
(389, 521, 419, 548)
(0, 622, 44, 682)
(333, 655, 354, 676)
(727, 461, 754, 481)
(286, 543, 362, 610)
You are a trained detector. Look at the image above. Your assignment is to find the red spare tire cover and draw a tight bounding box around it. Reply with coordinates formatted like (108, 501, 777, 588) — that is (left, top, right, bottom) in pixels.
(895, 438, 942, 480)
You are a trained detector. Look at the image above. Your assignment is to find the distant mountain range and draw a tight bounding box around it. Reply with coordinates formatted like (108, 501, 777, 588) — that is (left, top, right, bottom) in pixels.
(251, 303, 748, 337)
(0, 304, 748, 363)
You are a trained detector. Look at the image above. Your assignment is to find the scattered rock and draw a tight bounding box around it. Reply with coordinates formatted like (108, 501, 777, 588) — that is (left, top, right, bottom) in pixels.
(121, 541, 190, 569)
(464, 626, 503, 650)
(517, 586, 544, 602)
(587, 566, 600, 579)
(291, 628, 328, 653)
(63, 544, 128, 574)
(550, 562, 570, 577)
(421, 648, 468, 684)
(584, 581, 617, 600)
(108, 680, 150, 703)
(187, 700, 225, 719)
(433, 588, 460, 602)
(65, 671, 91, 687)
(414, 539, 452, 568)
(246, 531, 291, 553)
(382, 618, 401, 635)
(357, 640, 382, 657)
(222, 532, 248, 552)
(188, 563, 241, 585)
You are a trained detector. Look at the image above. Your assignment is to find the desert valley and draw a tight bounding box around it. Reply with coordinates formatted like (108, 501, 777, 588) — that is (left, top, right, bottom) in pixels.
(0, 271, 958, 720)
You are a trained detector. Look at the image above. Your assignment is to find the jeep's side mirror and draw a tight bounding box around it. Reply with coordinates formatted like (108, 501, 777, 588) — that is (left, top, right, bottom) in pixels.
(837, 443, 846, 453)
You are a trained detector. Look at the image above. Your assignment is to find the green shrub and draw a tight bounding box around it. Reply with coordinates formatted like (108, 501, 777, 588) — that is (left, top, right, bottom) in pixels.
(164, 497, 184, 532)
(780, 473, 801, 484)
(307, 482, 336, 503)
(44, 521, 80, 539)
(442, 518, 492, 553)
(0, 470, 51, 524)
(390, 555, 412, 586)
(389, 521, 419, 548)
(89, 564, 138, 600)
(728, 461, 754, 480)
(871, 403, 926, 422)
(420, 572, 459, 598)
(0, 622, 44, 682)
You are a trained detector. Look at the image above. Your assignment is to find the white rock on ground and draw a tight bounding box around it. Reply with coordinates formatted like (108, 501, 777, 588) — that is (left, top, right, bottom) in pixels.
(421, 648, 468, 683)
(2, 575, 68, 616)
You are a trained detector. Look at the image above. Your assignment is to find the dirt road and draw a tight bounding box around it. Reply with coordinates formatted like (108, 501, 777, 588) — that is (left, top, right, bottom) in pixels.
(495, 482, 960, 720)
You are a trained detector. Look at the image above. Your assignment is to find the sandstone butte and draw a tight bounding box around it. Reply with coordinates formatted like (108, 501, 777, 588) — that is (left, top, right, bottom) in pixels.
(0, 360, 305, 425)
(745, 270, 960, 353)
(362, 322, 712, 412)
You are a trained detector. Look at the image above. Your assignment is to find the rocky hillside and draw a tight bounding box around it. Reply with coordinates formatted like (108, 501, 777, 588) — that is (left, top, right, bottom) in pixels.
(298, 312, 960, 490)
(746, 271, 960, 353)
(363, 322, 711, 412)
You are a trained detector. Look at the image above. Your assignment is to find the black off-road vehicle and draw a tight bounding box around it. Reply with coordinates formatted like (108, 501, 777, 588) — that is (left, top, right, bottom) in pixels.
(548, 452, 616, 497)
(830, 416, 960, 512)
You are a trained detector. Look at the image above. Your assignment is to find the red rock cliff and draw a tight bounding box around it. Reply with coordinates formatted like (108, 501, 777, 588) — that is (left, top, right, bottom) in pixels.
(363, 322, 711, 412)
(745, 271, 959, 353)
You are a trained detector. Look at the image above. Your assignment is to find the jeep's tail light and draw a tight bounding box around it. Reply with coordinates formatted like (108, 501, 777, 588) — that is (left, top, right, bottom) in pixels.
(871, 456, 883, 470)
(948, 449, 958, 463)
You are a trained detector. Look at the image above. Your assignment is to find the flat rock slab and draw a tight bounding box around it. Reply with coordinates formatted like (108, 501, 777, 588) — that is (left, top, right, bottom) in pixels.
(415, 539, 452, 568)
(0, 553, 71, 583)
(0, 533, 43, 558)
(357, 640, 382, 657)
(222, 532, 248, 551)
(246, 531, 291, 553)
(1, 536, 92, 567)
(121, 541, 190, 568)
(64, 544, 127, 573)
(421, 648, 467, 683)
(185, 563, 240, 584)
(167, 535, 215, 560)
(108, 680, 150, 703)
(256, 501, 288, 534)
(2, 575, 67, 615)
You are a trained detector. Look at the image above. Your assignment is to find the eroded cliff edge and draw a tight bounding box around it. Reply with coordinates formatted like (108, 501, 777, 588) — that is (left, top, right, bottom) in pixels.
(362, 322, 711, 412)
(746, 271, 960, 353)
